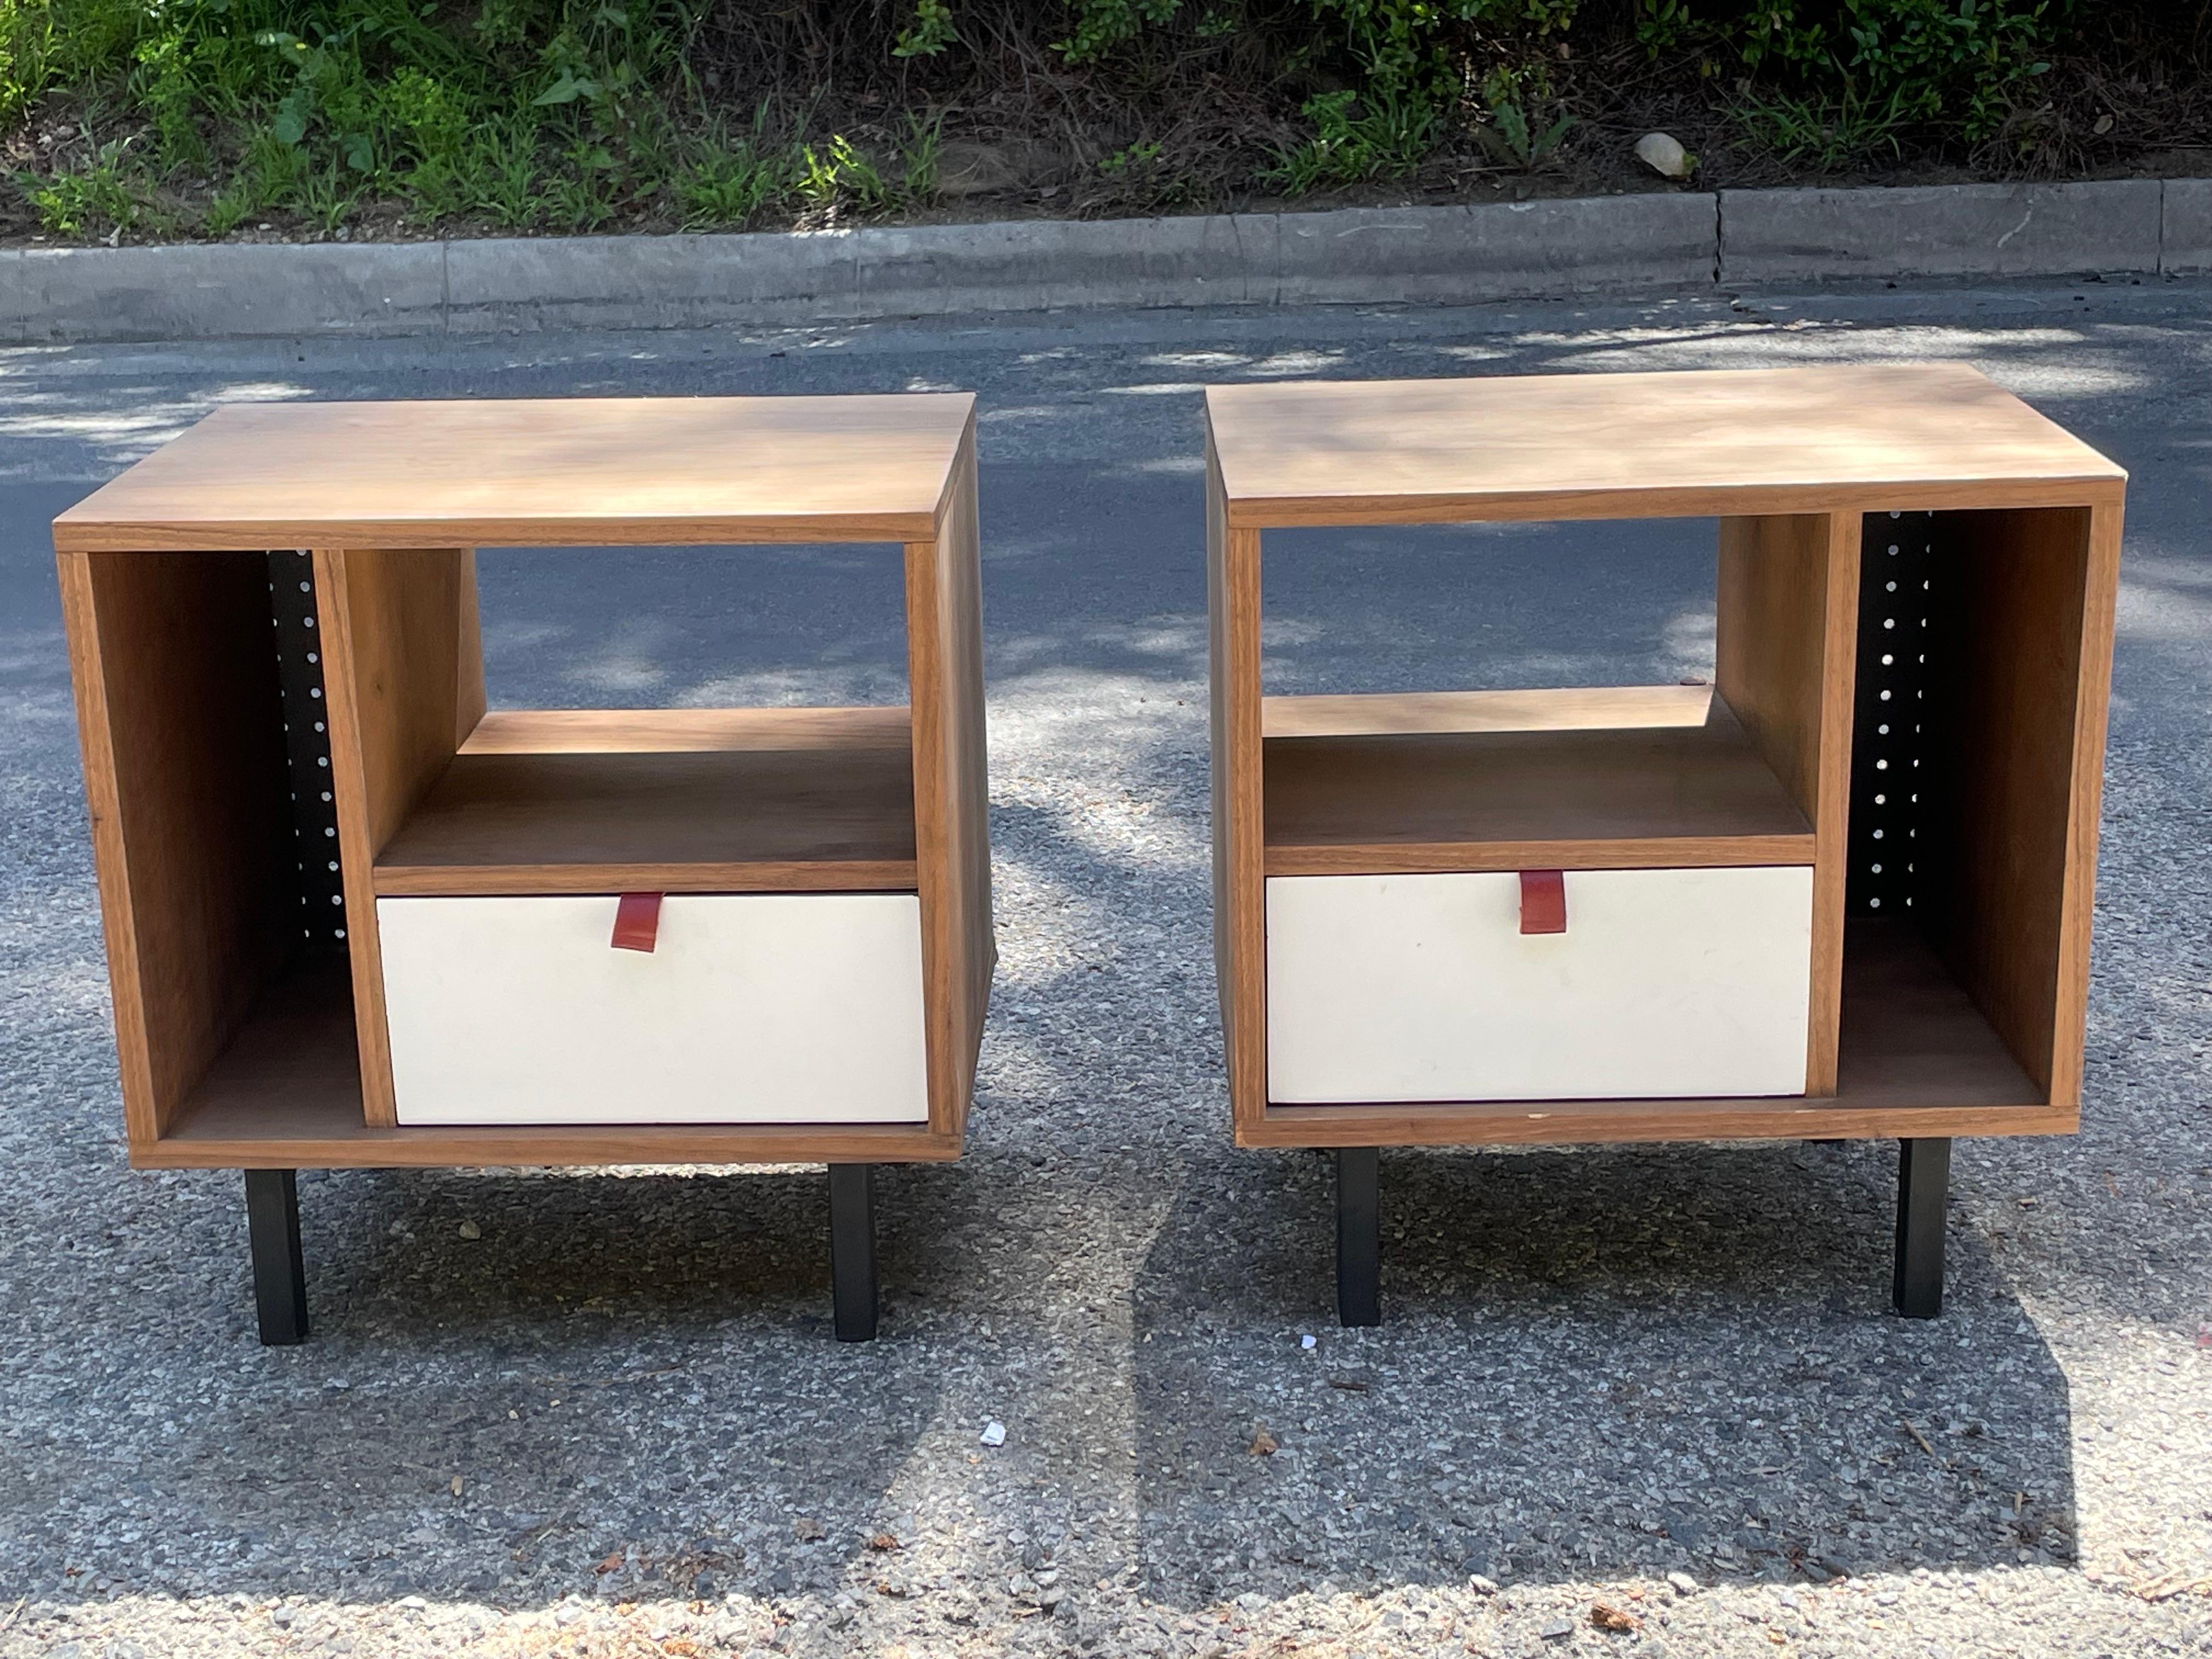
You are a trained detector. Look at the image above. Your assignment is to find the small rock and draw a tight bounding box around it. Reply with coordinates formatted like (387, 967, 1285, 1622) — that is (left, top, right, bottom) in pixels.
(1634, 132, 1693, 180)
(933, 140, 1020, 198)
(457, 1220, 481, 1240)
(1469, 1575, 1500, 1596)
(1539, 1615, 1576, 1639)
(1667, 1571, 1700, 1595)
(793, 1517, 826, 1542)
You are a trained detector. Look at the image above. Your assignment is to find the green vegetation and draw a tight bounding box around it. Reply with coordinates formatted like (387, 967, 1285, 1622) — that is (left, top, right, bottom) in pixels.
(0, 0, 2171, 244)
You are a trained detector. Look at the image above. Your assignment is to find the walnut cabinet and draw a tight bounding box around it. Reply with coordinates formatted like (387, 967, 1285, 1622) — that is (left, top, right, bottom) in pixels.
(1203, 364, 2125, 1324)
(54, 395, 995, 1343)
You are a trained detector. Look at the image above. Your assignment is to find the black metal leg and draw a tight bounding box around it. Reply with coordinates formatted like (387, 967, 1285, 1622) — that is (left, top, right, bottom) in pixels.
(245, 1169, 309, 1345)
(1335, 1147, 1381, 1328)
(828, 1164, 877, 1342)
(1893, 1138, 1951, 1319)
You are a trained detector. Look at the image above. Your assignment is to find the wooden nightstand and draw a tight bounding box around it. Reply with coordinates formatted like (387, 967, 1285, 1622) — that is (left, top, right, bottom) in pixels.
(54, 394, 993, 1344)
(1203, 364, 2124, 1324)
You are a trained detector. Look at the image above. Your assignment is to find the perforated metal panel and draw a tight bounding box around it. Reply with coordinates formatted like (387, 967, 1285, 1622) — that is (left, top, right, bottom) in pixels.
(1847, 511, 1948, 918)
(266, 550, 347, 952)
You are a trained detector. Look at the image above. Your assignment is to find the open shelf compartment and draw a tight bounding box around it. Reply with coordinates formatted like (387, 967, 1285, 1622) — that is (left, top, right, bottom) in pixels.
(1262, 683, 1814, 876)
(374, 705, 920, 895)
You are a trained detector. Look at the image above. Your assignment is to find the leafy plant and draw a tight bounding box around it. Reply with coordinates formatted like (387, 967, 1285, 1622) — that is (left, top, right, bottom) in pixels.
(795, 132, 893, 216)
(1737, 80, 1917, 167)
(893, 0, 958, 58)
(24, 133, 142, 233)
(899, 110, 941, 200)
(1098, 137, 1162, 174)
(1265, 85, 1436, 191)
(1647, 0, 2070, 149)
(674, 107, 788, 227)
(1476, 98, 1574, 168)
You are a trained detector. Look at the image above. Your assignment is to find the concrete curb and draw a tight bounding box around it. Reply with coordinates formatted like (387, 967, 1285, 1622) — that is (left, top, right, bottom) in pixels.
(0, 177, 2196, 345)
(1718, 180, 2164, 284)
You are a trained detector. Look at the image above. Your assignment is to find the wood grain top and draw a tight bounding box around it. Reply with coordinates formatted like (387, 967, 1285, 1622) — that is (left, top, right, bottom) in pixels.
(1205, 364, 2125, 526)
(53, 395, 977, 550)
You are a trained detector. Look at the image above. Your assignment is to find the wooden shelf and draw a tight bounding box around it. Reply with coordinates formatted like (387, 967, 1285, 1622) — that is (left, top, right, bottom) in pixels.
(143, 955, 956, 1169)
(1245, 917, 2058, 1147)
(1262, 685, 1814, 876)
(373, 706, 918, 895)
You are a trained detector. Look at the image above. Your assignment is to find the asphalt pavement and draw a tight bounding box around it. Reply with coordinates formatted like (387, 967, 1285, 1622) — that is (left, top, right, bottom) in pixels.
(0, 283, 2208, 1657)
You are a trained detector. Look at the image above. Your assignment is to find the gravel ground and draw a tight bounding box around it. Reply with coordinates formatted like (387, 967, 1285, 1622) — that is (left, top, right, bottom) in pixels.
(1, 285, 2209, 1658)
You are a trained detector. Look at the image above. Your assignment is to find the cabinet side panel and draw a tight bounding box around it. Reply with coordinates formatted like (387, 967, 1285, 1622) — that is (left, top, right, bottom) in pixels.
(316, 546, 467, 1128)
(59, 549, 295, 1141)
(1928, 505, 2109, 1103)
(1715, 512, 1858, 1094)
(907, 414, 994, 1141)
(1207, 430, 1267, 1135)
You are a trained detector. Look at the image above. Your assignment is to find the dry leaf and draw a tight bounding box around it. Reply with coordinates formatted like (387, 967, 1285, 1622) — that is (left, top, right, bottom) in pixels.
(1248, 1425, 1278, 1457)
(1590, 1602, 1642, 1632)
(595, 1549, 625, 1575)
(868, 1532, 901, 1552)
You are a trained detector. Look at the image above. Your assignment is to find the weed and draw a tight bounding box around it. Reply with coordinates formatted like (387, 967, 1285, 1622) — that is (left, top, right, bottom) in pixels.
(1737, 82, 1918, 170)
(893, 1, 958, 60)
(24, 134, 139, 234)
(202, 130, 302, 235)
(1265, 87, 1435, 192)
(899, 111, 941, 202)
(795, 132, 894, 217)
(675, 134, 785, 227)
(1476, 100, 1575, 170)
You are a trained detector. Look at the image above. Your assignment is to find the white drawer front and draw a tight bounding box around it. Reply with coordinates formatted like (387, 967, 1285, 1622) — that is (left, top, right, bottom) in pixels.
(379, 894, 929, 1125)
(1266, 867, 1812, 1103)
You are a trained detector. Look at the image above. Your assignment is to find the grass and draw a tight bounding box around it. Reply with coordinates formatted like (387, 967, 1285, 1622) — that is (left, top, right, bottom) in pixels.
(2, 0, 950, 241)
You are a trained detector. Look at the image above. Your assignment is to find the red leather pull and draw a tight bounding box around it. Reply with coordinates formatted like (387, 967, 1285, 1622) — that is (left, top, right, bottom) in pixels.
(612, 892, 663, 952)
(1519, 870, 1566, 935)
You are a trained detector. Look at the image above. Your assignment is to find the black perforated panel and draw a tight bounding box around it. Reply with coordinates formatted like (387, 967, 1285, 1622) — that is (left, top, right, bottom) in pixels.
(267, 550, 347, 953)
(1847, 511, 1949, 918)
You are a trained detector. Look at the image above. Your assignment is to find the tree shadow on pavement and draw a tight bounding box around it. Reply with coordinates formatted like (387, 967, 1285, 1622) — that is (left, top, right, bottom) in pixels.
(1128, 1138, 2075, 1608)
